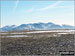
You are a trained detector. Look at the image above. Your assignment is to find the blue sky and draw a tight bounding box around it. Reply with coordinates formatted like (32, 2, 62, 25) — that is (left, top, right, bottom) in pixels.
(1, 0, 74, 27)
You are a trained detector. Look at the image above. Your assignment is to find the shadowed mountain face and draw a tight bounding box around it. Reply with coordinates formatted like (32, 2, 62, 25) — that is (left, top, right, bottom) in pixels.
(1, 22, 74, 32)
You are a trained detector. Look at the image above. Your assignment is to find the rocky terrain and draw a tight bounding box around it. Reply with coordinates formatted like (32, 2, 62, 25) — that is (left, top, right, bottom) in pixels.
(1, 30, 75, 56)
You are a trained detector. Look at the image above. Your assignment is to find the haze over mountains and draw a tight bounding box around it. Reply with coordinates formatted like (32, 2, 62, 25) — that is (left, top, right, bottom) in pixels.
(1, 22, 74, 32)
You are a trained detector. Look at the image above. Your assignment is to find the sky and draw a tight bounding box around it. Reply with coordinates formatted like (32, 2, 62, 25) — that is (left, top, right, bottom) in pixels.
(1, 0, 74, 27)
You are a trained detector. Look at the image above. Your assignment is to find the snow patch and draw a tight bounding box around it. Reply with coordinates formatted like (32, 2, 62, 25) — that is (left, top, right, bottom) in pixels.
(7, 35, 32, 37)
(57, 33, 68, 34)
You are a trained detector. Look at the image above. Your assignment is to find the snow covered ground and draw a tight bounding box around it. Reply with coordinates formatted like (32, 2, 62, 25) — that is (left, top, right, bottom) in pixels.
(1, 30, 74, 34)
(26, 30, 75, 34)
(1, 30, 75, 38)
(7, 35, 32, 38)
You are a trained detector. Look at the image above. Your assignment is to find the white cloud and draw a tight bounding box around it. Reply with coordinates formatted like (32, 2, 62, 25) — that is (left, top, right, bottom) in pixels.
(38, 1, 62, 11)
(23, 1, 62, 13)
(13, 0, 19, 13)
(55, 6, 74, 8)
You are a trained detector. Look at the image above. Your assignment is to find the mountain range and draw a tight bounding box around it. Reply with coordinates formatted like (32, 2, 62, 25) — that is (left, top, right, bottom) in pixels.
(1, 22, 74, 32)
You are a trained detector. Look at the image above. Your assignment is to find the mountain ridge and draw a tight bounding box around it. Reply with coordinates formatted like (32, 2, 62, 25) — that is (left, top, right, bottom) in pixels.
(1, 22, 74, 32)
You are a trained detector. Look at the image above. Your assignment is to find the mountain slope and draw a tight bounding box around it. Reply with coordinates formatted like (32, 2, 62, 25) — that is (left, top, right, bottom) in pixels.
(1, 22, 74, 32)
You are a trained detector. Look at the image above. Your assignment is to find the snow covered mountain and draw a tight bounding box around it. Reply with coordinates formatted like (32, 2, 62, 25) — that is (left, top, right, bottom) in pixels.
(1, 22, 74, 32)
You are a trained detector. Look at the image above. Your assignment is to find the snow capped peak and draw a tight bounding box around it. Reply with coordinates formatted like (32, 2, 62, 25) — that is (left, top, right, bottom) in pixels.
(1, 22, 74, 32)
